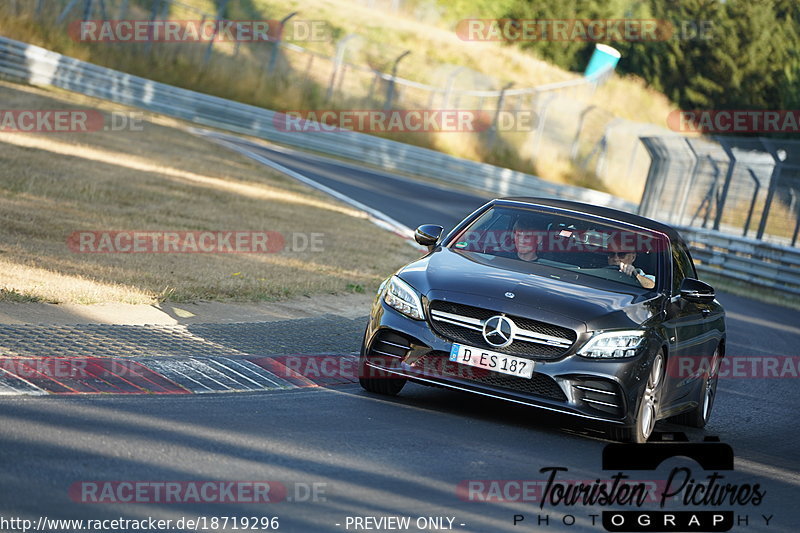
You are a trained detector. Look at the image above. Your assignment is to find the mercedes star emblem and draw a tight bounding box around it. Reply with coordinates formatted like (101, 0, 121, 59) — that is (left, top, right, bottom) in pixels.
(482, 315, 516, 348)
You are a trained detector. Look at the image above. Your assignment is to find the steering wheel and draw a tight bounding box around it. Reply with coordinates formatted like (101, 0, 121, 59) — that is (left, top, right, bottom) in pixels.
(601, 264, 639, 283)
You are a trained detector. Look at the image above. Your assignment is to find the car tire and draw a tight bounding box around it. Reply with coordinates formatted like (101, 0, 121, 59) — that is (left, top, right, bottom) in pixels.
(358, 338, 407, 396)
(673, 347, 720, 429)
(610, 351, 665, 443)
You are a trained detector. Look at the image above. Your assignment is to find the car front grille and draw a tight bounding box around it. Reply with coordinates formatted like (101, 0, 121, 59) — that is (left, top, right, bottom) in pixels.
(413, 352, 567, 402)
(428, 300, 576, 360)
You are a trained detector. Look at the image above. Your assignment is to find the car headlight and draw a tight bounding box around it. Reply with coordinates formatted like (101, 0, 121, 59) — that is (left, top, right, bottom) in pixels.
(383, 276, 424, 320)
(578, 330, 646, 359)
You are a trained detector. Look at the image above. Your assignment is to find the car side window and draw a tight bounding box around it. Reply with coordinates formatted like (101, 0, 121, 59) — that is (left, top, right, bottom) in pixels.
(671, 242, 696, 295)
(679, 243, 698, 278)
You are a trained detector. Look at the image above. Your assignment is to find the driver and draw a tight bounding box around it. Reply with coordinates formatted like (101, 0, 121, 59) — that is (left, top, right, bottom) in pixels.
(511, 214, 541, 262)
(607, 248, 656, 289)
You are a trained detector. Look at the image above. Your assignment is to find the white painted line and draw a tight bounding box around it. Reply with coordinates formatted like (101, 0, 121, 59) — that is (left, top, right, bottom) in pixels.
(200, 359, 257, 389)
(205, 358, 264, 388)
(0, 387, 48, 396)
(214, 357, 289, 388)
(0, 368, 47, 396)
(200, 129, 488, 198)
(736, 457, 800, 487)
(726, 311, 800, 336)
(194, 129, 424, 249)
(145, 361, 215, 392)
(205, 358, 276, 390)
(182, 359, 238, 390)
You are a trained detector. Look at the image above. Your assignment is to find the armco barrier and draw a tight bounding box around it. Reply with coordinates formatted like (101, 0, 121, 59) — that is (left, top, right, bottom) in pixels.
(677, 226, 800, 296)
(0, 36, 631, 210)
(1, 36, 799, 297)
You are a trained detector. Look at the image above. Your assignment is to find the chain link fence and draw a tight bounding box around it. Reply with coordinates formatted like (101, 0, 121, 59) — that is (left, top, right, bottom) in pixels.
(639, 136, 800, 247)
(2, 2, 800, 292)
(4, 0, 662, 197)
(8, 0, 796, 251)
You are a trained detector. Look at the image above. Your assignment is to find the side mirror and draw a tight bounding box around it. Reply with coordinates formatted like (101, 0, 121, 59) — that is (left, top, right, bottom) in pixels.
(414, 224, 444, 250)
(679, 278, 715, 303)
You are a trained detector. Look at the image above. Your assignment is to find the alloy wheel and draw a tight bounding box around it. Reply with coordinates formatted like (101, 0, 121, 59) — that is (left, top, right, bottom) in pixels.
(639, 353, 664, 441)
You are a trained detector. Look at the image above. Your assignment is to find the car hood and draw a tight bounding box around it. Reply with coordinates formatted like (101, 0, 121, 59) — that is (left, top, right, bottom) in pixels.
(397, 247, 660, 330)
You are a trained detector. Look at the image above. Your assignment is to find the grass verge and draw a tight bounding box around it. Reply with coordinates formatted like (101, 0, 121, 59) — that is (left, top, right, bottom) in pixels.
(0, 0, 674, 197)
(0, 81, 419, 304)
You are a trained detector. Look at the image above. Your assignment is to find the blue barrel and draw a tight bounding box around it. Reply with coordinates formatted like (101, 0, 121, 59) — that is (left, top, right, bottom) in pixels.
(584, 44, 621, 78)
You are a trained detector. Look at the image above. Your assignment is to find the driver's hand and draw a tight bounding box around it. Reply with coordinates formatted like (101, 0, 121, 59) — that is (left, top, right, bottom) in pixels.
(619, 262, 635, 276)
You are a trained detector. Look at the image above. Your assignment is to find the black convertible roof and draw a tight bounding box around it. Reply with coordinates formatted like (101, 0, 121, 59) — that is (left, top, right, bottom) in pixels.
(496, 197, 685, 245)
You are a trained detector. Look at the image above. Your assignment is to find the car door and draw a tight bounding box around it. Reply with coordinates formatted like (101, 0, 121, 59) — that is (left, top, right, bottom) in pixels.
(662, 241, 711, 404)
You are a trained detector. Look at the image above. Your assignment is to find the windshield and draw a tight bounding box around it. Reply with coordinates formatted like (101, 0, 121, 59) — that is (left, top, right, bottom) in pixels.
(449, 205, 666, 290)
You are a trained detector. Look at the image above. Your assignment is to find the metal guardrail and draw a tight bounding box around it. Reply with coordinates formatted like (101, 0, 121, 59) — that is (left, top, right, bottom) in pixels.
(678, 226, 800, 296)
(1, 36, 799, 298)
(0, 36, 633, 211)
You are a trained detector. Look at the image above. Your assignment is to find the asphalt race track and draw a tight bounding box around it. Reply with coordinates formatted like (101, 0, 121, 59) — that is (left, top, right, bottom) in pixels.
(1, 138, 798, 533)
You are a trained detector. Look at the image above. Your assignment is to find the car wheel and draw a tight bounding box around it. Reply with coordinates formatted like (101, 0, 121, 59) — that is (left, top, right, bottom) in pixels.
(673, 347, 720, 428)
(358, 338, 407, 396)
(610, 351, 664, 443)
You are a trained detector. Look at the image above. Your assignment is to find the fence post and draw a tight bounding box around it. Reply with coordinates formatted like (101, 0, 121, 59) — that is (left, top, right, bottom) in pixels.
(267, 11, 298, 74)
(713, 138, 737, 231)
(487, 82, 513, 146)
(203, 0, 230, 67)
(676, 138, 701, 225)
(327, 34, 358, 101)
(144, 0, 160, 54)
(57, 0, 82, 24)
(788, 189, 800, 246)
(365, 72, 380, 103)
(700, 157, 721, 228)
(384, 50, 410, 111)
(570, 105, 596, 161)
(742, 168, 761, 237)
(755, 153, 785, 240)
(531, 92, 555, 157)
(97, 0, 108, 22)
(82, 0, 94, 21)
(442, 66, 464, 108)
(578, 118, 617, 179)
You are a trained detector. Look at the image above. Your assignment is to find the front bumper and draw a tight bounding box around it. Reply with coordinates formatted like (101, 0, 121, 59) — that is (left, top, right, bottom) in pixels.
(362, 298, 657, 427)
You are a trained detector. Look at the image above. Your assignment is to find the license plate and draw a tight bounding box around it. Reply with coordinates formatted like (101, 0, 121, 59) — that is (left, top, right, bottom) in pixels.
(448, 343, 535, 379)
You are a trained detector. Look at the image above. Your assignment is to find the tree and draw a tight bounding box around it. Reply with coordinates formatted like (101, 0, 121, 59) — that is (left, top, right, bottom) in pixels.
(500, 0, 800, 117)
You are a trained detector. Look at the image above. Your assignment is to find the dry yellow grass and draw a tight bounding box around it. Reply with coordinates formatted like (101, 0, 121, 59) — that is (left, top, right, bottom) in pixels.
(0, 81, 419, 304)
(0, 0, 676, 194)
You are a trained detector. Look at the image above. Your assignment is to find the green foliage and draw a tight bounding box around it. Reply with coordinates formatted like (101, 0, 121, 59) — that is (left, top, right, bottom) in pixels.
(500, 0, 635, 71)
(501, 0, 800, 119)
